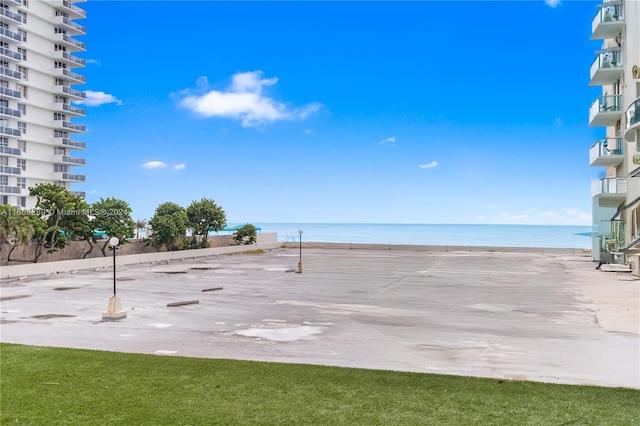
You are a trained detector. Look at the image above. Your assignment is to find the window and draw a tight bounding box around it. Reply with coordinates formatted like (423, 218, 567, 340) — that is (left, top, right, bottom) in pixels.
(17, 10, 26, 24)
(55, 10, 68, 18)
(0, 99, 7, 107)
(17, 103, 25, 115)
(54, 95, 68, 103)
(17, 48, 26, 61)
(17, 140, 25, 152)
(16, 177, 25, 188)
(54, 129, 67, 138)
(54, 27, 66, 35)
(0, 137, 7, 146)
(18, 196, 25, 207)
(53, 112, 65, 120)
(16, 66, 27, 80)
(54, 44, 66, 52)
(0, 156, 7, 166)
(54, 147, 66, 155)
(0, 80, 7, 88)
(17, 29, 26, 42)
(0, 175, 7, 185)
(54, 61, 66, 69)
(16, 158, 25, 170)
(17, 122, 25, 134)
(0, 118, 8, 127)
(16, 84, 26, 98)
(54, 164, 67, 173)
(56, 181, 65, 187)
(0, 195, 7, 204)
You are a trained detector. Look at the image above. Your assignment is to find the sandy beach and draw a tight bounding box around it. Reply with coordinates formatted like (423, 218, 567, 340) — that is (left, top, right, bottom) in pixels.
(1, 244, 638, 388)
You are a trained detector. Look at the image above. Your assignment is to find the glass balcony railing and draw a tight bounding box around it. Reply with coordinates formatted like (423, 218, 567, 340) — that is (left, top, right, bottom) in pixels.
(591, 177, 626, 197)
(0, 47, 22, 61)
(0, 27, 23, 42)
(62, 155, 86, 165)
(0, 86, 21, 99)
(0, 67, 21, 80)
(0, 185, 21, 194)
(0, 165, 20, 174)
(0, 8, 23, 24)
(62, 173, 85, 182)
(0, 106, 21, 117)
(589, 95, 622, 127)
(58, 137, 86, 149)
(62, 121, 86, 132)
(626, 97, 640, 129)
(591, 1, 625, 39)
(0, 146, 20, 155)
(0, 126, 21, 136)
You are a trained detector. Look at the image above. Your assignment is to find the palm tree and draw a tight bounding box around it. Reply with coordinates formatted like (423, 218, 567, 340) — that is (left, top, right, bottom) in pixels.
(135, 218, 147, 239)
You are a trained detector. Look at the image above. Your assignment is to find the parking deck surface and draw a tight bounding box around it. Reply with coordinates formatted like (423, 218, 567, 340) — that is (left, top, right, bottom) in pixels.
(1, 247, 638, 388)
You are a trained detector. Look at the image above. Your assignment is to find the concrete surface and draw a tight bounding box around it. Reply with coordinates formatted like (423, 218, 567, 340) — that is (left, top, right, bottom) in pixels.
(1, 246, 638, 389)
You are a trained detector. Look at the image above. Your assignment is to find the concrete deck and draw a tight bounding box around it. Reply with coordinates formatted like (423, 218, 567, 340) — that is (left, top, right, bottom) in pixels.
(1, 246, 638, 388)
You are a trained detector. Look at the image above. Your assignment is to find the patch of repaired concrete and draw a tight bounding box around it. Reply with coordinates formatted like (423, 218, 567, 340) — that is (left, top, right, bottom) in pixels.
(235, 325, 323, 342)
(0, 294, 31, 302)
(53, 287, 80, 291)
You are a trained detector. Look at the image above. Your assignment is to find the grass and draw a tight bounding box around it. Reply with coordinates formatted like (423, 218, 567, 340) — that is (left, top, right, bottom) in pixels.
(1, 343, 638, 425)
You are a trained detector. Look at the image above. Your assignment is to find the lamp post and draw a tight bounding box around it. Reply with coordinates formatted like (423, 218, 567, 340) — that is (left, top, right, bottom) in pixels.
(296, 229, 303, 273)
(102, 237, 127, 320)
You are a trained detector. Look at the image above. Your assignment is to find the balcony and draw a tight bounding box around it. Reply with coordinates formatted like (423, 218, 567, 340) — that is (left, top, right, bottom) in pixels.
(591, 2, 624, 40)
(0, 146, 20, 155)
(55, 102, 85, 116)
(53, 85, 86, 100)
(54, 16, 86, 35)
(0, 47, 22, 62)
(591, 177, 626, 199)
(0, 126, 20, 136)
(0, 67, 21, 81)
(0, 165, 20, 175)
(589, 138, 623, 167)
(52, 33, 86, 51)
(0, 8, 23, 24)
(589, 48, 623, 86)
(0, 27, 23, 43)
(0, 185, 21, 194)
(624, 96, 640, 142)
(53, 51, 86, 67)
(61, 172, 85, 182)
(56, 137, 86, 149)
(0, 86, 21, 99)
(55, 154, 85, 165)
(54, 68, 86, 84)
(0, 106, 20, 118)
(62, 121, 86, 132)
(52, 0, 87, 18)
(589, 95, 622, 127)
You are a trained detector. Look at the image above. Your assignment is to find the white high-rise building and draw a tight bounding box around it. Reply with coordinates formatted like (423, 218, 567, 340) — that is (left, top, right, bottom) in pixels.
(0, 0, 86, 209)
(589, 0, 640, 263)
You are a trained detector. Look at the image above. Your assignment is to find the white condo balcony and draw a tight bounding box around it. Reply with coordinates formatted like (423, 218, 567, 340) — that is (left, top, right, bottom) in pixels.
(589, 47, 623, 86)
(589, 138, 623, 167)
(0, 8, 23, 24)
(0, 86, 21, 99)
(0, 66, 21, 81)
(53, 16, 86, 35)
(0, 185, 21, 194)
(589, 95, 622, 127)
(0, 106, 21, 118)
(53, 68, 86, 84)
(591, 1, 625, 40)
(53, 51, 86, 67)
(52, 33, 86, 52)
(0, 146, 20, 156)
(591, 177, 626, 199)
(0, 46, 22, 62)
(54, 154, 86, 166)
(50, 0, 87, 19)
(61, 173, 86, 182)
(55, 137, 86, 150)
(55, 102, 86, 117)
(624, 96, 640, 142)
(53, 84, 86, 100)
(0, 27, 23, 43)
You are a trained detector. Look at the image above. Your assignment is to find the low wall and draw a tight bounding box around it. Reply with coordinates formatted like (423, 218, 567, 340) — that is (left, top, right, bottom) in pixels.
(1, 233, 279, 280)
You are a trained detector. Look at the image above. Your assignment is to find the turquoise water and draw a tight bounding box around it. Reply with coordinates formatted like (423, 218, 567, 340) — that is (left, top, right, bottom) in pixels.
(230, 223, 593, 249)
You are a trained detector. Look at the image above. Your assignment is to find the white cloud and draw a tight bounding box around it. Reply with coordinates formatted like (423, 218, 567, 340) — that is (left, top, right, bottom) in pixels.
(304, 129, 314, 135)
(379, 136, 396, 145)
(554, 117, 563, 127)
(74, 90, 122, 107)
(173, 164, 186, 171)
(419, 161, 438, 169)
(177, 71, 322, 127)
(86, 59, 101, 65)
(477, 215, 485, 220)
(142, 161, 167, 170)
(545, 0, 561, 8)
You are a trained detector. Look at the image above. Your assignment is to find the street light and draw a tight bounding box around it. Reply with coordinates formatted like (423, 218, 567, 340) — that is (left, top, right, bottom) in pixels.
(102, 236, 127, 320)
(296, 229, 303, 273)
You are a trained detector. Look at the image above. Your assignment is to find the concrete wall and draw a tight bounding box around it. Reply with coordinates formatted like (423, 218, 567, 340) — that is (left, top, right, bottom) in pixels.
(1, 233, 279, 280)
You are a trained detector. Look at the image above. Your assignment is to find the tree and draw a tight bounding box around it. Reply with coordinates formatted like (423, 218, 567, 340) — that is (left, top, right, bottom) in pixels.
(186, 198, 226, 248)
(148, 202, 188, 251)
(29, 183, 88, 262)
(0, 205, 35, 262)
(92, 197, 135, 256)
(233, 224, 257, 245)
(135, 218, 147, 239)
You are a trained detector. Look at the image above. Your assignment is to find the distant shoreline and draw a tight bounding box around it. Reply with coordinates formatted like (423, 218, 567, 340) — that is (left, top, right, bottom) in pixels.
(280, 241, 593, 255)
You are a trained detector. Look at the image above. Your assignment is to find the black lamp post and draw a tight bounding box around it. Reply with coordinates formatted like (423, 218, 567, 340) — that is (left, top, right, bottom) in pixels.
(109, 237, 119, 296)
(296, 229, 303, 273)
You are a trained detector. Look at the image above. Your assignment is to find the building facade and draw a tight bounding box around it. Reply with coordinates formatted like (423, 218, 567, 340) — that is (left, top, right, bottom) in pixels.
(589, 0, 640, 263)
(0, 0, 86, 210)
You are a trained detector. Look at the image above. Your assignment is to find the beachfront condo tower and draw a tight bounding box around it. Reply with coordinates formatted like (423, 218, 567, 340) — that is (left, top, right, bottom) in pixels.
(589, 0, 640, 263)
(0, 0, 86, 209)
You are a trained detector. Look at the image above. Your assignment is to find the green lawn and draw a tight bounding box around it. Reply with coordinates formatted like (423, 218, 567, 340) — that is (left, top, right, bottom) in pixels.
(1, 343, 638, 425)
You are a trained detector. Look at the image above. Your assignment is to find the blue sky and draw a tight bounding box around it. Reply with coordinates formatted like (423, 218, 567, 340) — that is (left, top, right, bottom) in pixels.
(75, 0, 602, 225)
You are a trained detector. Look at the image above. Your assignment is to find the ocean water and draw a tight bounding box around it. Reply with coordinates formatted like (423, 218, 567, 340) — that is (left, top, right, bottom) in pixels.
(231, 223, 593, 249)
